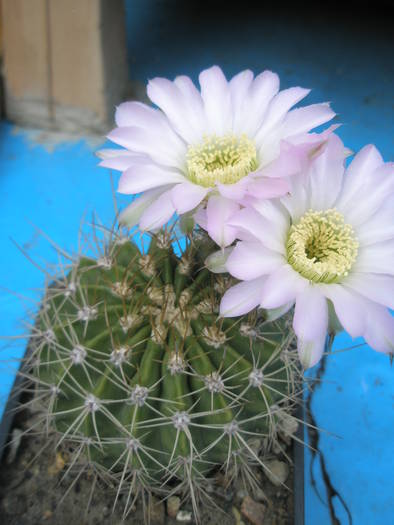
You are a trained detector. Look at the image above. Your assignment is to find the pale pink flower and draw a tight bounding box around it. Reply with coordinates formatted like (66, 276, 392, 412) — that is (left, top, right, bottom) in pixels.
(220, 134, 394, 368)
(98, 66, 335, 245)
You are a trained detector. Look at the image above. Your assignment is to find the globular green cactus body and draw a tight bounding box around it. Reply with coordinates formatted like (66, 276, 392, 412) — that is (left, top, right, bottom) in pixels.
(33, 231, 298, 489)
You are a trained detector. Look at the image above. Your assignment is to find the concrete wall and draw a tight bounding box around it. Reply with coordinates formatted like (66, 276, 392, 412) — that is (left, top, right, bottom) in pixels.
(1, 0, 128, 132)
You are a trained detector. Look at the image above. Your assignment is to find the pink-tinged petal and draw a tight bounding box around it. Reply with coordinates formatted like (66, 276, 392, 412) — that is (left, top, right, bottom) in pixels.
(340, 162, 394, 227)
(228, 207, 286, 254)
(107, 126, 185, 168)
(139, 189, 176, 231)
(254, 87, 311, 144)
(226, 241, 283, 281)
(356, 201, 394, 246)
(246, 177, 290, 199)
(97, 148, 130, 159)
(98, 150, 138, 171)
(220, 277, 267, 317)
(174, 75, 203, 107)
(260, 264, 307, 309)
(282, 103, 335, 138)
(113, 101, 187, 160)
(118, 186, 171, 227)
(174, 75, 206, 140)
(281, 172, 310, 223)
(286, 123, 339, 146)
(336, 144, 384, 209)
(363, 304, 394, 355)
(251, 199, 290, 235)
(354, 243, 394, 275)
(171, 182, 209, 214)
(115, 101, 160, 127)
(293, 286, 328, 368)
(343, 273, 394, 309)
(206, 196, 240, 247)
(118, 164, 186, 194)
(258, 140, 306, 179)
(238, 70, 280, 137)
(216, 177, 249, 200)
(147, 76, 205, 143)
(193, 206, 208, 230)
(307, 134, 346, 211)
(322, 284, 367, 337)
(229, 69, 254, 134)
(199, 66, 232, 135)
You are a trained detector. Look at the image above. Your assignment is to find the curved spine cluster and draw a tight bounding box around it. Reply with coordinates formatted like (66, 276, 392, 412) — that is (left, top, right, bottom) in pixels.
(24, 225, 301, 520)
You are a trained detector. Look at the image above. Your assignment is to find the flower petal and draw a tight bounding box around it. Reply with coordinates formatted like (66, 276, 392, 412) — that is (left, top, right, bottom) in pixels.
(118, 164, 186, 194)
(297, 336, 326, 369)
(139, 189, 176, 230)
(171, 182, 209, 214)
(220, 277, 267, 317)
(206, 196, 240, 247)
(229, 207, 286, 254)
(281, 103, 335, 138)
(363, 304, 394, 355)
(216, 178, 249, 200)
(237, 70, 280, 137)
(260, 264, 307, 309)
(257, 140, 304, 178)
(307, 133, 346, 211)
(194, 206, 208, 230)
(205, 247, 233, 273)
(97, 149, 139, 171)
(226, 241, 283, 280)
(264, 301, 294, 322)
(354, 243, 394, 275)
(115, 101, 161, 127)
(322, 284, 367, 337)
(199, 66, 232, 135)
(336, 144, 384, 209)
(246, 176, 290, 198)
(229, 69, 255, 134)
(254, 87, 311, 145)
(113, 101, 187, 160)
(340, 162, 394, 227)
(293, 286, 328, 368)
(147, 76, 205, 143)
(251, 199, 290, 236)
(343, 273, 394, 309)
(118, 186, 171, 227)
(107, 126, 186, 168)
(355, 201, 394, 246)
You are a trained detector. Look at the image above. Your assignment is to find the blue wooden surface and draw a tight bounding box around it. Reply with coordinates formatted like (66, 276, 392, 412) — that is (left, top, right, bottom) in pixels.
(0, 130, 112, 416)
(1, 2, 393, 523)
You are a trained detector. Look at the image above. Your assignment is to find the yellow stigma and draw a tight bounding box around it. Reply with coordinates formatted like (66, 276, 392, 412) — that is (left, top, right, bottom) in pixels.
(286, 209, 359, 284)
(186, 134, 257, 187)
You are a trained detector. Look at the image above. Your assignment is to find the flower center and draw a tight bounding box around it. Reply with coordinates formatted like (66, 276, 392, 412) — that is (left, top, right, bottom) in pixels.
(286, 209, 358, 284)
(186, 134, 257, 187)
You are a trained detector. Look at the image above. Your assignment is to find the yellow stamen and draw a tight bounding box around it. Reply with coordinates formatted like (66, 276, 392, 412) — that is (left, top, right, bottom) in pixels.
(287, 209, 358, 284)
(187, 134, 257, 187)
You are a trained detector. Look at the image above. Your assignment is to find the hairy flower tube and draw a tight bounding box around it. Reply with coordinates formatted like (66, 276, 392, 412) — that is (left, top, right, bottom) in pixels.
(219, 134, 394, 368)
(98, 65, 335, 246)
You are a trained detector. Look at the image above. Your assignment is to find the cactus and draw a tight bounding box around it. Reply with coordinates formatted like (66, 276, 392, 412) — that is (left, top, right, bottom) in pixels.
(27, 225, 301, 519)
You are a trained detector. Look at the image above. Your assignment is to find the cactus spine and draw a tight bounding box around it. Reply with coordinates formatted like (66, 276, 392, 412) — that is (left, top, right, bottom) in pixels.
(28, 226, 300, 518)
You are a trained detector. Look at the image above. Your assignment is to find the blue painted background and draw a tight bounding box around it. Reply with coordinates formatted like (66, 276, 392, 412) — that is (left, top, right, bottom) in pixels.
(1, 2, 393, 523)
